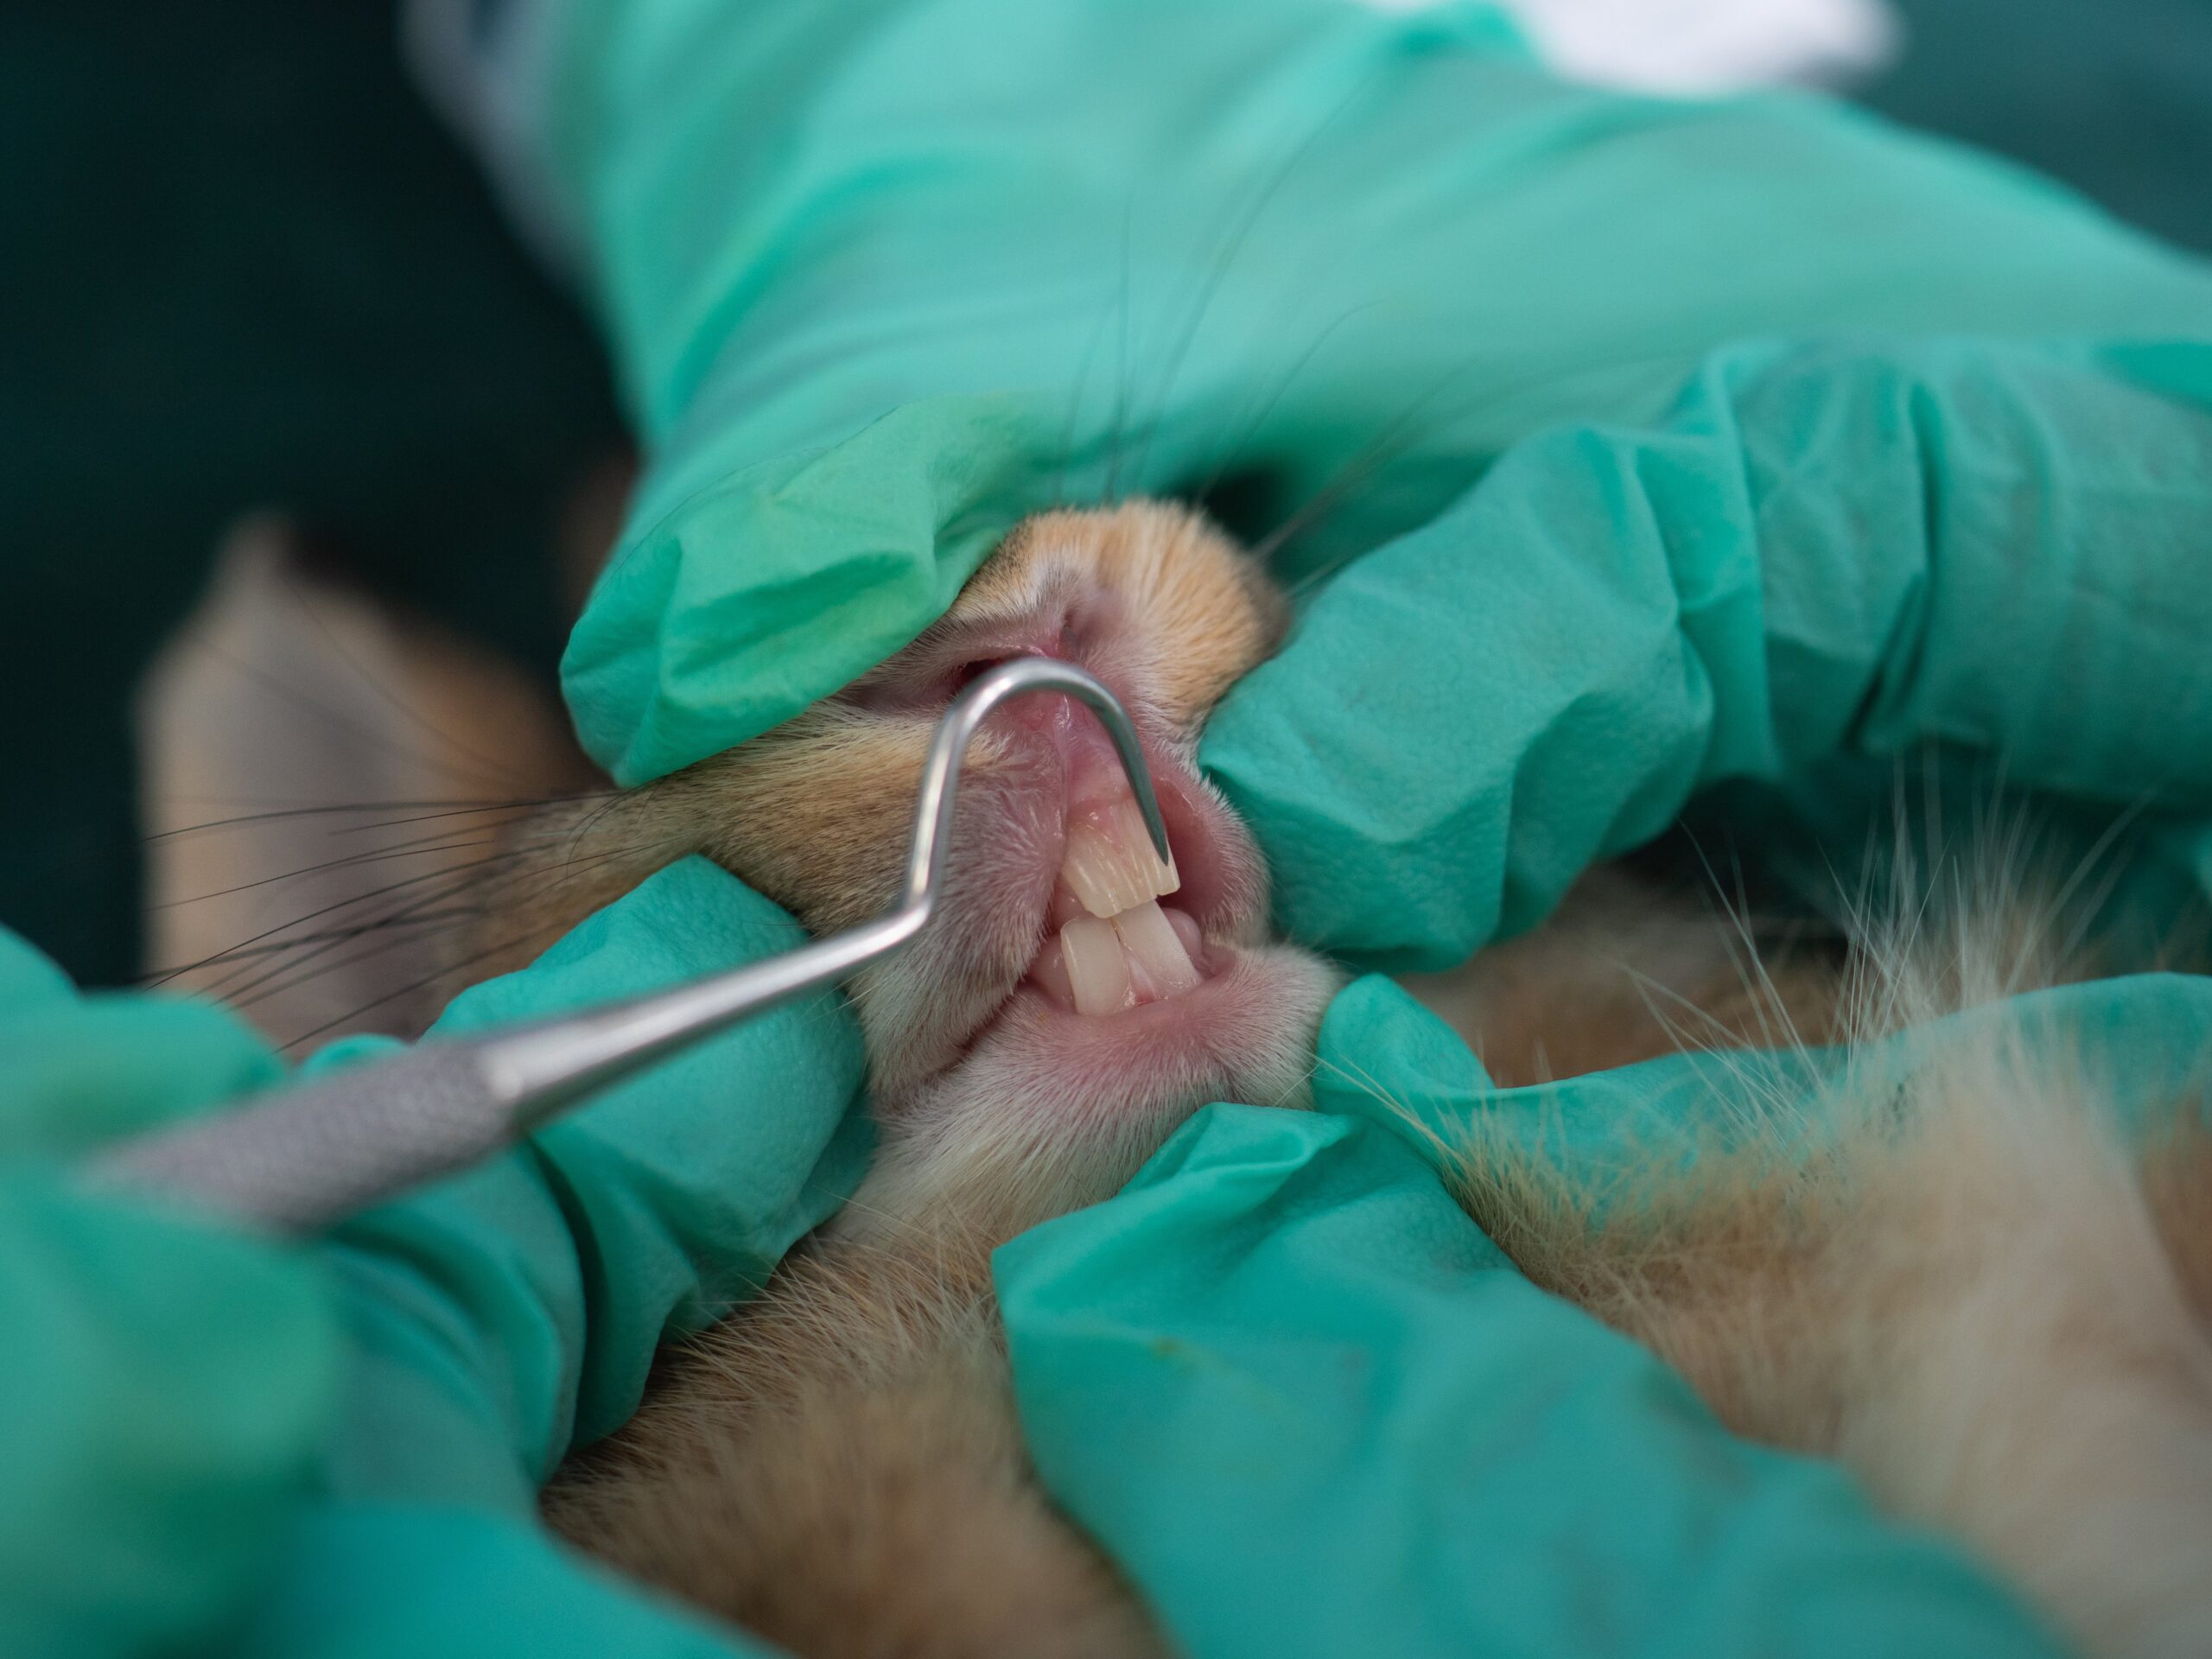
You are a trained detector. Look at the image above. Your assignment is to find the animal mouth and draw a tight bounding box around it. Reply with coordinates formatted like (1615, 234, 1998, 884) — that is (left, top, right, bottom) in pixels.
(1005, 717, 1249, 1026)
(874, 673, 1275, 1109)
(1027, 767, 1205, 1014)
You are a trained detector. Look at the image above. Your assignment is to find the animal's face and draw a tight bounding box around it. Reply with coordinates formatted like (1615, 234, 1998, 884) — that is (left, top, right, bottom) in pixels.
(653, 503, 1339, 1238)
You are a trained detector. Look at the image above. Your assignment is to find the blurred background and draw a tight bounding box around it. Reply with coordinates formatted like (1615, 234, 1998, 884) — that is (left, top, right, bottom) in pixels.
(2, 0, 2206, 1044)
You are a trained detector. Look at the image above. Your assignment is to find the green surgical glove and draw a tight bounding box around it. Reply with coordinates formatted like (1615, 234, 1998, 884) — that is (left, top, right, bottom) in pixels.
(1202, 338, 2212, 969)
(996, 1055, 2063, 1657)
(466, 0, 2212, 788)
(300, 856, 870, 1514)
(0, 931, 338, 1659)
(0, 859, 861, 1658)
(236, 855, 868, 1657)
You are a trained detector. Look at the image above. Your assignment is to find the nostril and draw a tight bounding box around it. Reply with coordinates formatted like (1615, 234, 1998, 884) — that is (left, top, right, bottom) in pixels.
(960, 652, 1076, 734)
(946, 656, 1001, 696)
(843, 607, 1098, 715)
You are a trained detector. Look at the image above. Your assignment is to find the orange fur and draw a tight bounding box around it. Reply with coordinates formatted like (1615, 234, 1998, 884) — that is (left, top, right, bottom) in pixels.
(547, 1234, 1162, 1659)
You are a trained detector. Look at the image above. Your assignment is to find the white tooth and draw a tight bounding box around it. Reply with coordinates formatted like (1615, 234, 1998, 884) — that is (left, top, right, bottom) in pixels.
(1112, 796, 1182, 900)
(1062, 796, 1180, 918)
(1058, 916, 1135, 1016)
(1062, 823, 1148, 918)
(1113, 900, 1200, 1001)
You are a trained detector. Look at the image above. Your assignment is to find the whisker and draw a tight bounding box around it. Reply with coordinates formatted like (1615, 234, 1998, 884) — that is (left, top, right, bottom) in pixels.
(276, 919, 579, 1052)
(196, 850, 530, 1006)
(326, 792, 619, 838)
(149, 829, 512, 912)
(1262, 338, 1733, 588)
(1190, 299, 1383, 512)
(196, 639, 520, 794)
(1120, 79, 1370, 500)
(144, 796, 567, 844)
(138, 910, 491, 979)
(149, 847, 533, 989)
(1102, 199, 1139, 502)
(275, 562, 544, 791)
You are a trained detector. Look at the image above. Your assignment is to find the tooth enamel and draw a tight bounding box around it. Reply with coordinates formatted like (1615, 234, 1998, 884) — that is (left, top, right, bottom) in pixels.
(1058, 915, 1135, 1016)
(1114, 899, 1200, 1001)
(1062, 796, 1180, 918)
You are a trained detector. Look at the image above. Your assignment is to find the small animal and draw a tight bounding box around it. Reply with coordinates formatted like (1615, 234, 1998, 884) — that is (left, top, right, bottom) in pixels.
(389, 503, 2212, 1657)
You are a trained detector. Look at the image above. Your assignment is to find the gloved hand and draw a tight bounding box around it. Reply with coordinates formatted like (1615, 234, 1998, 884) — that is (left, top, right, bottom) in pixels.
(1200, 338, 2212, 968)
(432, 0, 2212, 788)
(0, 856, 864, 1659)
(392, 5, 2212, 1649)
(238, 855, 869, 1657)
(0, 931, 337, 1658)
(1006, 960, 2212, 1658)
(995, 981, 2072, 1658)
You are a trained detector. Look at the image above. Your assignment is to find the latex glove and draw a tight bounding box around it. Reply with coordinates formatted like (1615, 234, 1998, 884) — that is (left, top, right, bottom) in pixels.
(243, 1504, 779, 1659)
(233, 855, 867, 1658)
(432, 0, 2212, 787)
(1202, 338, 2212, 969)
(295, 857, 869, 1513)
(994, 974, 2083, 1659)
(0, 931, 338, 1659)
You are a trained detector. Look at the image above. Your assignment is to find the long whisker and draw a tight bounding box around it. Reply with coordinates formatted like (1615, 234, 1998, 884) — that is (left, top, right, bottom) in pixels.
(148, 847, 536, 989)
(150, 828, 514, 912)
(1262, 339, 1731, 590)
(193, 850, 530, 1005)
(143, 795, 588, 844)
(1119, 79, 1371, 500)
(276, 921, 576, 1052)
(274, 562, 545, 791)
(227, 846, 636, 1018)
(195, 639, 523, 795)
(138, 911, 492, 978)
(1102, 199, 1140, 502)
(1190, 299, 1382, 512)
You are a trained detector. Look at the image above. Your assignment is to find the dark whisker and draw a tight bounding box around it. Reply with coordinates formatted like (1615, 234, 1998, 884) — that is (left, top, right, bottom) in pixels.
(223, 852, 594, 1016)
(144, 796, 565, 844)
(275, 921, 576, 1052)
(1102, 199, 1140, 502)
(149, 847, 533, 989)
(1049, 289, 1123, 512)
(194, 851, 529, 1006)
(1121, 79, 1370, 500)
(263, 834, 679, 1048)
(1191, 298, 1382, 512)
(149, 830, 512, 912)
(138, 910, 492, 978)
(1261, 338, 1720, 587)
(276, 563, 545, 791)
(326, 794, 616, 838)
(197, 639, 523, 795)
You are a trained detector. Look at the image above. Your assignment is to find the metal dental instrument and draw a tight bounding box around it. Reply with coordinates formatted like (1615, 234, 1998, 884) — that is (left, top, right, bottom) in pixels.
(92, 658, 1170, 1234)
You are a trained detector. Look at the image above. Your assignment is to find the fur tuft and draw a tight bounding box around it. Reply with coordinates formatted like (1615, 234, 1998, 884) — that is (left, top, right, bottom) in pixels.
(1424, 855, 2212, 1659)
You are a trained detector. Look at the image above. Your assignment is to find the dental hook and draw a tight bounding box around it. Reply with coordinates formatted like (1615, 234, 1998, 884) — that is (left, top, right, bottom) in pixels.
(91, 658, 1170, 1233)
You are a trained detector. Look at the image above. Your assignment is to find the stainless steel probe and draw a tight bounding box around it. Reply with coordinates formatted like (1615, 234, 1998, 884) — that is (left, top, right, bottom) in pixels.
(92, 658, 1169, 1233)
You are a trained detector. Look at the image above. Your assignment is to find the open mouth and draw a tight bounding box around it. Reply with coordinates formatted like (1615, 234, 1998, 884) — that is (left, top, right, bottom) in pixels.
(1028, 786, 1201, 1014)
(866, 677, 1335, 1148)
(873, 679, 1275, 1107)
(1013, 726, 1236, 1020)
